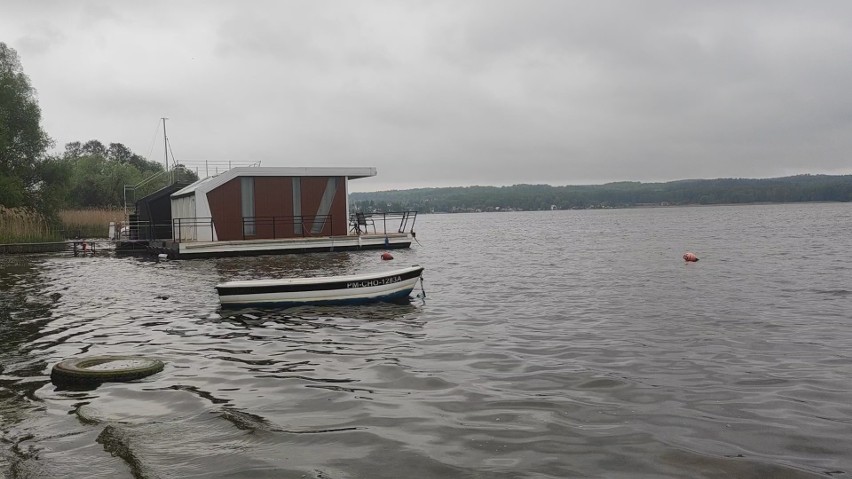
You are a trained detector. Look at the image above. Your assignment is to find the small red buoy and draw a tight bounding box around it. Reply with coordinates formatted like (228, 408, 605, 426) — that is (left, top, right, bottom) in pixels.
(683, 252, 699, 262)
(381, 252, 394, 261)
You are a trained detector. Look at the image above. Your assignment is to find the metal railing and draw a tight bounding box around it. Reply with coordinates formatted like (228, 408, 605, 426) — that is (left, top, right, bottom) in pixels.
(241, 215, 335, 240)
(172, 217, 216, 242)
(171, 215, 337, 242)
(175, 160, 261, 178)
(169, 211, 418, 243)
(349, 211, 417, 235)
(123, 165, 197, 218)
(110, 220, 174, 241)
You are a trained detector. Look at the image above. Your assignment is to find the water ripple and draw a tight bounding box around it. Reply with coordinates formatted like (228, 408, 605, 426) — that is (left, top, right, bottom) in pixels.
(1, 204, 851, 477)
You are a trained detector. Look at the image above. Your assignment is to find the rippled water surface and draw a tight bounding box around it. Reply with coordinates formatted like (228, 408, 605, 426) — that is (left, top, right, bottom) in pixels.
(2, 203, 852, 478)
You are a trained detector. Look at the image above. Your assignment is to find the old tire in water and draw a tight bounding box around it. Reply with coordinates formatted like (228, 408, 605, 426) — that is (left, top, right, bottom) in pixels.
(51, 356, 165, 386)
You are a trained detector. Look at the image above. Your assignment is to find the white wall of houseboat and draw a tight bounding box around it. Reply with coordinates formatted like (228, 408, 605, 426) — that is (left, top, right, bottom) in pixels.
(171, 195, 217, 242)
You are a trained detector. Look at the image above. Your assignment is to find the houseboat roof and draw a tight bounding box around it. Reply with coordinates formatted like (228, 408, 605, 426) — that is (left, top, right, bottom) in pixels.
(171, 166, 377, 199)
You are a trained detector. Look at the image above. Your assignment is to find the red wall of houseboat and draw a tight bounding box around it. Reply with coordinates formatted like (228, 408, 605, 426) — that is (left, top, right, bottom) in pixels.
(206, 176, 347, 241)
(205, 178, 243, 241)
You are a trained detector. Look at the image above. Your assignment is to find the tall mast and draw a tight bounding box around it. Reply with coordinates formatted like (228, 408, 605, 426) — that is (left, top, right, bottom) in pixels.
(162, 117, 169, 171)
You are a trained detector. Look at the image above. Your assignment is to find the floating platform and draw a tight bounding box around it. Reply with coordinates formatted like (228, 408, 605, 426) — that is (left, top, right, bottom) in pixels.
(0, 241, 68, 255)
(146, 232, 412, 259)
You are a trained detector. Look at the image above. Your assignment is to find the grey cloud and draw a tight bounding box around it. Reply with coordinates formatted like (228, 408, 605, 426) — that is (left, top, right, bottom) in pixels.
(2, 0, 852, 191)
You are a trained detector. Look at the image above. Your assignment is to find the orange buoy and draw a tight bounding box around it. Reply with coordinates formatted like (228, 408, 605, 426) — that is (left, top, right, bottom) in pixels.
(683, 252, 699, 262)
(381, 252, 394, 261)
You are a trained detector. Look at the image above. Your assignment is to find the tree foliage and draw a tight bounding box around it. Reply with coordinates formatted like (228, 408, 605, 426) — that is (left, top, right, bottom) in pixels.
(59, 140, 198, 208)
(0, 42, 52, 208)
(0, 44, 198, 216)
(351, 175, 852, 213)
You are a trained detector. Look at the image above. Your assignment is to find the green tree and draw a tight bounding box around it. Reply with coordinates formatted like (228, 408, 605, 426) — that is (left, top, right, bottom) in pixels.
(0, 42, 52, 207)
(61, 144, 150, 208)
(58, 140, 197, 208)
(33, 156, 72, 213)
(82, 139, 106, 157)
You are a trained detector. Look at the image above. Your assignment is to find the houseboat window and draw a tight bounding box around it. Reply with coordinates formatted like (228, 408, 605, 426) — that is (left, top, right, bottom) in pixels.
(241, 177, 255, 236)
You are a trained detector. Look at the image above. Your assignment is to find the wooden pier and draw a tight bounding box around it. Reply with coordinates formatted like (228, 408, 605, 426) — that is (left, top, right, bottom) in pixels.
(0, 240, 113, 256)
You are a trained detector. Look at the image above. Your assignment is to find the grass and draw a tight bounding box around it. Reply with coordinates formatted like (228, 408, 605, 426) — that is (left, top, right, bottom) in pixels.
(0, 206, 59, 243)
(59, 209, 125, 238)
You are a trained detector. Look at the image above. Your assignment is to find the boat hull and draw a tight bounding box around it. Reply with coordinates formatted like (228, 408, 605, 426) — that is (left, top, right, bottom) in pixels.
(216, 265, 424, 307)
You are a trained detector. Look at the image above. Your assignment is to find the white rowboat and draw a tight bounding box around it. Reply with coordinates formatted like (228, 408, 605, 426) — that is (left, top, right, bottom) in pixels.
(215, 265, 424, 307)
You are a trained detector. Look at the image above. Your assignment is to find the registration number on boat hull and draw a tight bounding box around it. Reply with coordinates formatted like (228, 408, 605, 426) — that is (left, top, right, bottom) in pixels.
(346, 275, 403, 289)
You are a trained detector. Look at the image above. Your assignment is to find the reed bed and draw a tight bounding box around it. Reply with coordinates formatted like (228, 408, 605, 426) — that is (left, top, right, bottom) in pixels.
(59, 209, 125, 238)
(0, 206, 59, 243)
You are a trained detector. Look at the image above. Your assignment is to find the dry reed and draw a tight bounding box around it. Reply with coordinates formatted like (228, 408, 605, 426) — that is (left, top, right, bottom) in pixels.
(59, 209, 125, 238)
(0, 206, 58, 243)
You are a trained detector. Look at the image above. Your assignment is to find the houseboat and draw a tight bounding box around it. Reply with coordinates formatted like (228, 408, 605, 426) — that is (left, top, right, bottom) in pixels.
(124, 166, 417, 259)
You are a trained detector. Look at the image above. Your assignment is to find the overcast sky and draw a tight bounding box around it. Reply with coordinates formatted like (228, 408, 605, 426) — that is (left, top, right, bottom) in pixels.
(3, 1, 852, 192)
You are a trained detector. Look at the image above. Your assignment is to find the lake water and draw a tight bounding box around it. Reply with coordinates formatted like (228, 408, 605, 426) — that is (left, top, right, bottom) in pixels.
(1, 203, 851, 478)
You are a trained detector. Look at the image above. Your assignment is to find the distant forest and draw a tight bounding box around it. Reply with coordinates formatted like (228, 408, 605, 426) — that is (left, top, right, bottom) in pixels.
(350, 175, 852, 213)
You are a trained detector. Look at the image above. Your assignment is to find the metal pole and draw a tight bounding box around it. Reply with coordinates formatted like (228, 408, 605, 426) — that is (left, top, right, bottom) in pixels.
(162, 117, 169, 172)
